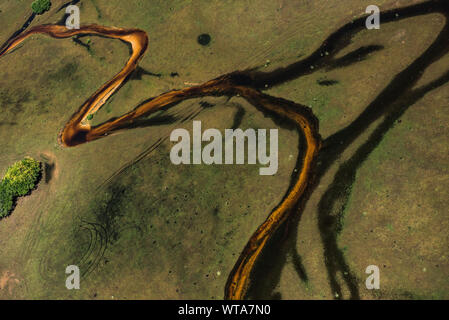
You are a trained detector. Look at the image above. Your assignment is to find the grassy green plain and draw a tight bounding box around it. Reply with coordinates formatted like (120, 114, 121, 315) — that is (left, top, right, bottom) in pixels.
(0, 0, 448, 299)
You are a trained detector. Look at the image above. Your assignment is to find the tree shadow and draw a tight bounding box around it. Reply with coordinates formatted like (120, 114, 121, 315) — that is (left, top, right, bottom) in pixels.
(129, 66, 162, 80)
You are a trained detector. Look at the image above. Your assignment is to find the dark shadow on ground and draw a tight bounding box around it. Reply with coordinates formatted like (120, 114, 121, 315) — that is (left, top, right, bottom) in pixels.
(245, 0, 449, 299)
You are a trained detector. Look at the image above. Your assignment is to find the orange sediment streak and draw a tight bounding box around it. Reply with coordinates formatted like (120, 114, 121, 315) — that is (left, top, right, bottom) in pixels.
(0, 24, 149, 146)
(0, 24, 321, 299)
(223, 89, 321, 299)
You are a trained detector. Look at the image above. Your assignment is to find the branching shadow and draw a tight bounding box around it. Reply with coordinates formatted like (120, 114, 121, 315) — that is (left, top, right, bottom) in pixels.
(245, 0, 449, 299)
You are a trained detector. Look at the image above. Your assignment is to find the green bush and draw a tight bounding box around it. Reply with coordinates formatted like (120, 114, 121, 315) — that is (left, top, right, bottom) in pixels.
(3, 158, 41, 197)
(0, 158, 41, 219)
(31, 0, 51, 15)
(0, 183, 13, 218)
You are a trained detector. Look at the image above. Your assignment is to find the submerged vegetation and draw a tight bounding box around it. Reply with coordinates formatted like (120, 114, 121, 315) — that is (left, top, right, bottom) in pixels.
(0, 157, 41, 219)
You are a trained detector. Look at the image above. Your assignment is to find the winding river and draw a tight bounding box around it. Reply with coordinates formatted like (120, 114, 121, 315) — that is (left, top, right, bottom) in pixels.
(2, 0, 447, 300)
(0, 23, 321, 299)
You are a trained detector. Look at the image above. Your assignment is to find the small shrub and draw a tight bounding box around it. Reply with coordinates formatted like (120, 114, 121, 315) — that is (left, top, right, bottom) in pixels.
(31, 0, 51, 15)
(0, 157, 41, 219)
(3, 157, 41, 197)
